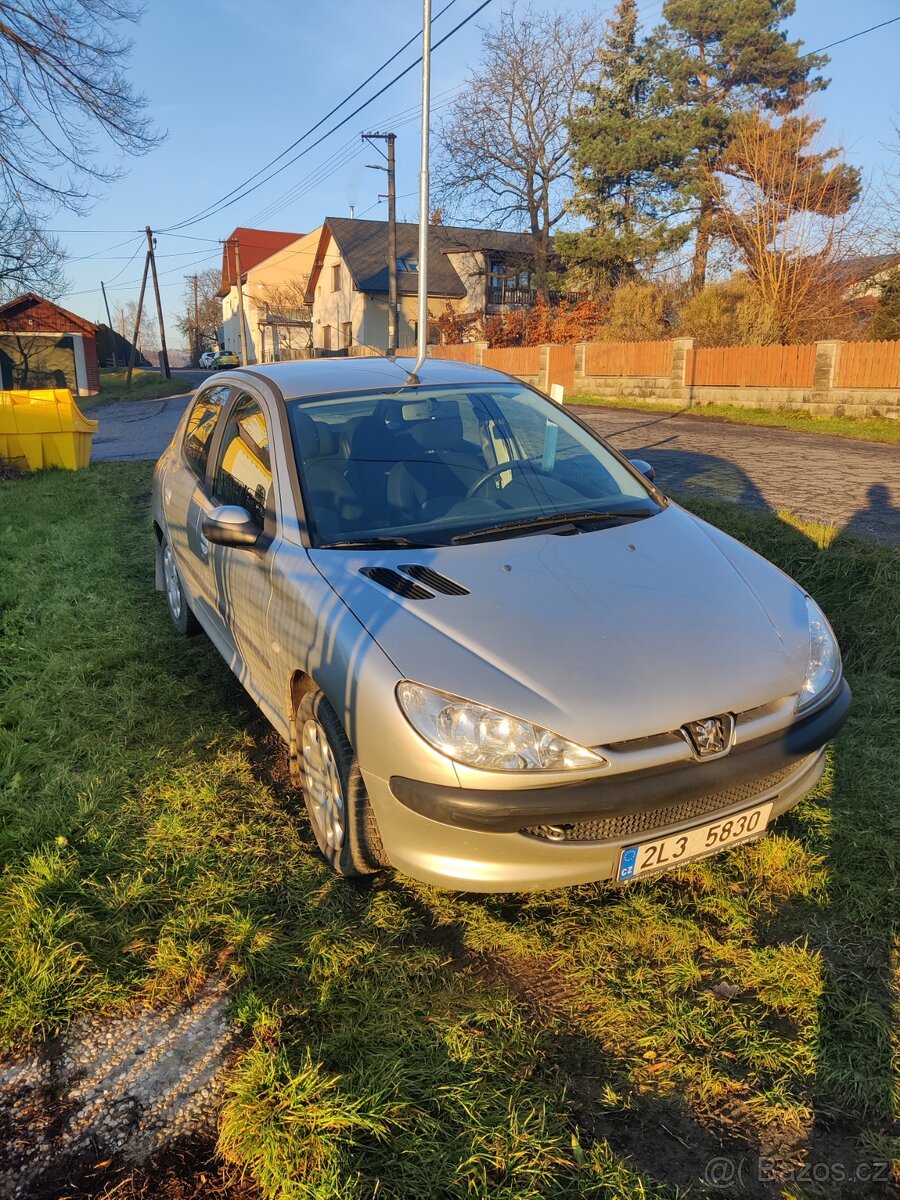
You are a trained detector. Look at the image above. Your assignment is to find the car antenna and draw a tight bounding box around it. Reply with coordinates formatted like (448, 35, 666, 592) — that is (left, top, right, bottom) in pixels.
(405, 0, 432, 387)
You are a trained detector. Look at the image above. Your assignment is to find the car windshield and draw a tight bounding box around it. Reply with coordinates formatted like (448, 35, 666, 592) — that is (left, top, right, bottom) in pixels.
(285, 382, 660, 547)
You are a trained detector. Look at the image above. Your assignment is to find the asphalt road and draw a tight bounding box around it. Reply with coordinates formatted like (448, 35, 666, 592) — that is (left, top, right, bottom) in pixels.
(89, 381, 900, 546)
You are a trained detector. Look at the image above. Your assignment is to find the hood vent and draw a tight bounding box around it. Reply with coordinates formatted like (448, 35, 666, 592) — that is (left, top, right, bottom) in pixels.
(399, 564, 470, 596)
(361, 567, 434, 600)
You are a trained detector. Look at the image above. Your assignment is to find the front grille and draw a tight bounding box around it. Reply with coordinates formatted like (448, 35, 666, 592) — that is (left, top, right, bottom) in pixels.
(520, 761, 801, 844)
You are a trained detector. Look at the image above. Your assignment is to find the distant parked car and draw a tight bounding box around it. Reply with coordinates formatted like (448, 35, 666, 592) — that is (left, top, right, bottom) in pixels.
(152, 357, 850, 892)
(211, 350, 241, 370)
(199, 350, 218, 369)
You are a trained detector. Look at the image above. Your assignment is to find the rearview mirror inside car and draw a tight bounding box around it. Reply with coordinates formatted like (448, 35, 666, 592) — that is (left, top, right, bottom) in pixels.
(201, 505, 260, 548)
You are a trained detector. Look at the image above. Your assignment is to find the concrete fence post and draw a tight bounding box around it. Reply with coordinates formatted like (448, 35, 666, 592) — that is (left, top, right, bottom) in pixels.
(539, 344, 550, 393)
(670, 337, 694, 405)
(472, 340, 489, 367)
(574, 342, 587, 395)
(814, 341, 843, 392)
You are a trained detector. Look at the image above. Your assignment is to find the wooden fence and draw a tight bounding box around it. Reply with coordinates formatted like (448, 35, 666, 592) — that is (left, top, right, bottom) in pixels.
(686, 343, 816, 389)
(429, 344, 478, 364)
(835, 339, 900, 389)
(584, 340, 672, 377)
(482, 346, 542, 376)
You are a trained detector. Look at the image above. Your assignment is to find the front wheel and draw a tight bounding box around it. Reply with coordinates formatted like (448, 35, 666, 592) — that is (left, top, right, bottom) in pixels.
(296, 689, 386, 877)
(161, 537, 201, 636)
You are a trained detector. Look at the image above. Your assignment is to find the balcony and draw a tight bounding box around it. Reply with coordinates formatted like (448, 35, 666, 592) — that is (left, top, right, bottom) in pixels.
(486, 285, 584, 309)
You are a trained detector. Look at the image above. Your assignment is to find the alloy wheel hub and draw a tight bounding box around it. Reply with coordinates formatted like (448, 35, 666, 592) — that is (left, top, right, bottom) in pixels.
(301, 718, 345, 852)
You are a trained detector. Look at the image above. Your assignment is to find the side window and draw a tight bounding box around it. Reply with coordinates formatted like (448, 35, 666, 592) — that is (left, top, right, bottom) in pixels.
(212, 395, 273, 528)
(183, 386, 229, 479)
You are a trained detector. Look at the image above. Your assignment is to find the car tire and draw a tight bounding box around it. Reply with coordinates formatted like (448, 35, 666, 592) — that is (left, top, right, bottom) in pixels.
(296, 688, 386, 877)
(161, 537, 201, 636)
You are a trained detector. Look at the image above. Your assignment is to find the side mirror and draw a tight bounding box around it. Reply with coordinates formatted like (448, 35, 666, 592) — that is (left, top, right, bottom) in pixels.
(201, 505, 260, 548)
(627, 457, 655, 483)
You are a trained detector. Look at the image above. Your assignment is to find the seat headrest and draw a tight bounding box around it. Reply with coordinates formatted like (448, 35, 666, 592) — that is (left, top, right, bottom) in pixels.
(313, 420, 336, 457)
(292, 410, 320, 458)
(409, 400, 464, 451)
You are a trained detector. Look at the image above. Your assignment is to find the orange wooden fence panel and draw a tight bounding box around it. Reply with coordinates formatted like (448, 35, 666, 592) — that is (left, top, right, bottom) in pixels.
(430, 344, 477, 364)
(834, 339, 900, 389)
(583, 340, 672, 377)
(686, 343, 816, 388)
(482, 346, 542, 376)
(547, 344, 575, 394)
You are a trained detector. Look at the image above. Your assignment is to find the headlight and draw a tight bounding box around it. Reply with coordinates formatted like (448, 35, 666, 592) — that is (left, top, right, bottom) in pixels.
(797, 596, 840, 711)
(397, 681, 607, 772)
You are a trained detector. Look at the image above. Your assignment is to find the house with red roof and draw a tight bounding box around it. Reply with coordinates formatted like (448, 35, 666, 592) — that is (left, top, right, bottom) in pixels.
(0, 293, 100, 395)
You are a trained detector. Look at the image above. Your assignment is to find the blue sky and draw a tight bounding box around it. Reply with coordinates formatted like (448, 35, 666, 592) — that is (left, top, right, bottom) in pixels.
(54, 0, 900, 340)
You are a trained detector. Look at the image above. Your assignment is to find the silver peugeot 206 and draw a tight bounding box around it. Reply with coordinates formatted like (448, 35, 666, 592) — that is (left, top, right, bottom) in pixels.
(152, 357, 850, 891)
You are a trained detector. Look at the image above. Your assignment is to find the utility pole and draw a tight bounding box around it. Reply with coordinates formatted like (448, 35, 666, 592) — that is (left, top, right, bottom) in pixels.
(186, 273, 200, 365)
(363, 131, 398, 355)
(231, 238, 249, 365)
(126, 249, 151, 387)
(100, 280, 117, 368)
(146, 226, 171, 379)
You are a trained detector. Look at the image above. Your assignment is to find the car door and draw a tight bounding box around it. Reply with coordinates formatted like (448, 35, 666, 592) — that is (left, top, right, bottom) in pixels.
(207, 389, 282, 706)
(165, 384, 235, 644)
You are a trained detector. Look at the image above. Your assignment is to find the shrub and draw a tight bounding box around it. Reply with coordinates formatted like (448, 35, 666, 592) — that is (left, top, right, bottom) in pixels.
(600, 282, 668, 342)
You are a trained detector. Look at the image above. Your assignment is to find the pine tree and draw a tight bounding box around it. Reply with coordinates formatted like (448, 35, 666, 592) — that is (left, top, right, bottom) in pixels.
(654, 0, 832, 290)
(559, 0, 689, 288)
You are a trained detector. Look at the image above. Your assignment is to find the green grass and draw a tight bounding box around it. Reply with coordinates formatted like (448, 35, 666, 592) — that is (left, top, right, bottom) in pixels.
(0, 465, 898, 1198)
(82, 368, 194, 408)
(571, 395, 900, 444)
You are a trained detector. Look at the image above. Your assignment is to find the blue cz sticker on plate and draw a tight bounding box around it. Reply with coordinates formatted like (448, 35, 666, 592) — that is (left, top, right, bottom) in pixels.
(618, 846, 638, 881)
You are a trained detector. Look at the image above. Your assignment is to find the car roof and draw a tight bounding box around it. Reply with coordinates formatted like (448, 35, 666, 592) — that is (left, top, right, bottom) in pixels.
(224, 355, 515, 400)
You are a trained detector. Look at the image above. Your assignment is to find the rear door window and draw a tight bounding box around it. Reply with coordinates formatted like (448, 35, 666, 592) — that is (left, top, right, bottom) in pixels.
(183, 386, 230, 480)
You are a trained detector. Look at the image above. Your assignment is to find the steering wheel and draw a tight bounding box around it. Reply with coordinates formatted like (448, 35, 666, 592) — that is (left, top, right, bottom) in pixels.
(466, 457, 543, 499)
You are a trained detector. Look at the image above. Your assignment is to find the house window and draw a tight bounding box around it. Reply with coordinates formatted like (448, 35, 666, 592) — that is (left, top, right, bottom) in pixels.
(323, 325, 332, 351)
(341, 321, 352, 349)
(397, 256, 417, 272)
(331, 263, 341, 292)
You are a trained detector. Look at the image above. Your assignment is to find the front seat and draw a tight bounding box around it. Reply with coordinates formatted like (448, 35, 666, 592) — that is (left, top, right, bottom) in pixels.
(386, 401, 484, 521)
(293, 410, 362, 539)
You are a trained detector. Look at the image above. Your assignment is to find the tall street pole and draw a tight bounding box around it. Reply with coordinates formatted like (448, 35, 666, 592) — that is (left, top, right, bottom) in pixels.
(186, 273, 200, 364)
(233, 238, 249, 365)
(126, 250, 151, 387)
(386, 133, 398, 355)
(100, 280, 117, 368)
(409, 0, 432, 383)
(363, 131, 399, 355)
(146, 226, 171, 379)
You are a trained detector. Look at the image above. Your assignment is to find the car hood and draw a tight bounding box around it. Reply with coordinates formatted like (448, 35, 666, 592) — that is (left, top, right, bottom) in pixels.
(309, 505, 810, 747)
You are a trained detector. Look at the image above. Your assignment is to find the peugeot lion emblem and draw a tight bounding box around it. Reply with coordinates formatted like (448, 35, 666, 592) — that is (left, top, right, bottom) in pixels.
(682, 714, 735, 760)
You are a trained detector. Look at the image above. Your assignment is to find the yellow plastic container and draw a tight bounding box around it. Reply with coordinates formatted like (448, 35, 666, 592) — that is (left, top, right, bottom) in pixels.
(0, 389, 99, 471)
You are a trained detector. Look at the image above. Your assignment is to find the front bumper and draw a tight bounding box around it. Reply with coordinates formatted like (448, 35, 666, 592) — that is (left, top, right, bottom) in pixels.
(391, 679, 850, 832)
(365, 680, 850, 891)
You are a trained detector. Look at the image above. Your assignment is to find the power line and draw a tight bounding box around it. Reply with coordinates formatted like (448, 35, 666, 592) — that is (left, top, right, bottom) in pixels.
(163, 0, 462, 233)
(161, 0, 495, 233)
(806, 15, 900, 57)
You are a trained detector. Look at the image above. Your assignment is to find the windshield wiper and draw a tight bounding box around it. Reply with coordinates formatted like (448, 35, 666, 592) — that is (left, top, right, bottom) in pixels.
(451, 508, 655, 545)
(318, 535, 439, 550)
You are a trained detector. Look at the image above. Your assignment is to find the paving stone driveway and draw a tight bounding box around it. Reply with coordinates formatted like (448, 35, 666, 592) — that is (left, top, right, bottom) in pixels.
(573, 406, 900, 547)
(89, 391, 900, 546)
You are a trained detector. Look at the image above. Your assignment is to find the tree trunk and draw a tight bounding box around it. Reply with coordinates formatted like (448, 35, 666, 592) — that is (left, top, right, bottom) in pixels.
(691, 191, 713, 292)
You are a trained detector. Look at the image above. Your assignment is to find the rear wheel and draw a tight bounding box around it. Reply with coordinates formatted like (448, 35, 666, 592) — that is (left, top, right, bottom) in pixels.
(161, 537, 201, 636)
(296, 688, 386, 876)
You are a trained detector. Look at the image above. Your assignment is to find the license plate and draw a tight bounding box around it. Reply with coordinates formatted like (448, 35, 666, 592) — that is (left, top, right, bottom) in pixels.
(617, 802, 773, 882)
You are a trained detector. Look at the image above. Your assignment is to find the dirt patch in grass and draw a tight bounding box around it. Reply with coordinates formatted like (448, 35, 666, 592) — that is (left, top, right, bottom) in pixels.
(0, 456, 28, 481)
(18, 1137, 257, 1200)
